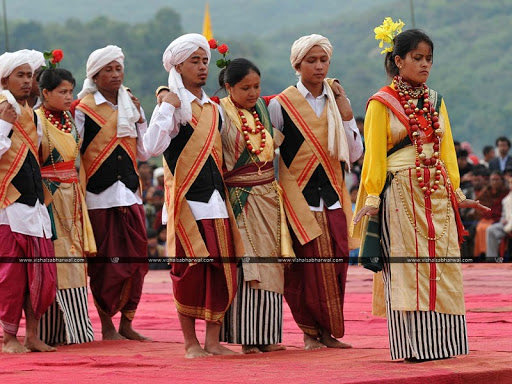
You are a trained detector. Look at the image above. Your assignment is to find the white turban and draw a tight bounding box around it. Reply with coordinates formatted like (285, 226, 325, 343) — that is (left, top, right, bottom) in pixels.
(28, 50, 45, 71)
(78, 45, 140, 138)
(162, 33, 211, 125)
(0, 49, 40, 114)
(290, 34, 350, 165)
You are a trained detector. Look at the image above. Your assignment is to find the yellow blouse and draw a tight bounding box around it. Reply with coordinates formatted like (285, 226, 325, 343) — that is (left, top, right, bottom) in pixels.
(361, 90, 460, 208)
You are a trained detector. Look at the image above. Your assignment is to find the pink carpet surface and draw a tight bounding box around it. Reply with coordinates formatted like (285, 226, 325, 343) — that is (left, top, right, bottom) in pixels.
(1, 264, 511, 384)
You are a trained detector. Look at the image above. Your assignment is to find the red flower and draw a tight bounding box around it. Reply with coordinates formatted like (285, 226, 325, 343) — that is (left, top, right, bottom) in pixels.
(51, 49, 64, 64)
(217, 44, 229, 55)
(208, 39, 217, 49)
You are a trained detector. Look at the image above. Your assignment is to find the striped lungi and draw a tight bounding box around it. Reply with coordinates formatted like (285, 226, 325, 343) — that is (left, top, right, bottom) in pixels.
(39, 287, 94, 345)
(381, 195, 469, 360)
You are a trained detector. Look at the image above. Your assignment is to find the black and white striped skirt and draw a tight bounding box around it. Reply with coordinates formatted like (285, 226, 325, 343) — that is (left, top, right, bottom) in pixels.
(381, 195, 469, 361)
(220, 268, 283, 345)
(39, 286, 94, 345)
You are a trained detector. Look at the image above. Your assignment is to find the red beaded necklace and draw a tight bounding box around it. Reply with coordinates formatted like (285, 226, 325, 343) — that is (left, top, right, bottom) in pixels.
(42, 106, 73, 133)
(231, 97, 266, 156)
(393, 75, 443, 197)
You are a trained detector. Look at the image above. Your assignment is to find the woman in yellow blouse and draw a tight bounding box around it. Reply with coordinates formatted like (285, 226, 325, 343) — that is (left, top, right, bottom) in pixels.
(352, 25, 488, 361)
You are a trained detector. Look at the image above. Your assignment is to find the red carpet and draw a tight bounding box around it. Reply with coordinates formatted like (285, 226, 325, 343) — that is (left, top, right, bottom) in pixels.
(1, 264, 511, 384)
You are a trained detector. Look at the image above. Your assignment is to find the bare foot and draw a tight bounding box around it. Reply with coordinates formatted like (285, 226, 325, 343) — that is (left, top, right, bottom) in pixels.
(320, 333, 352, 349)
(258, 344, 287, 352)
(24, 337, 56, 352)
(304, 334, 326, 350)
(102, 329, 127, 341)
(205, 343, 239, 356)
(185, 344, 211, 359)
(119, 325, 152, 341)
(3, 338, 30, 354)
(242, 345, 262, 354)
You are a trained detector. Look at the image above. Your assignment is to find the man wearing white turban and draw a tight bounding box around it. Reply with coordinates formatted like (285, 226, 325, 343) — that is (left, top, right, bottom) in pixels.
(27, 50, 45, 109)
(144, 33, 243, 359)
(268, 34, 363, 350)
(74, 45, 151, 342)
(0, 50, 57, 354)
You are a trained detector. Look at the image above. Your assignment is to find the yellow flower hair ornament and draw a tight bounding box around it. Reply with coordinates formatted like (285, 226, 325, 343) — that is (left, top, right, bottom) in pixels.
(374, 17, 405, 55)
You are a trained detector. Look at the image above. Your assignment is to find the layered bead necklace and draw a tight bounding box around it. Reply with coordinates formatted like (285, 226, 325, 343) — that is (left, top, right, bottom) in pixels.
(231, 97, 267, 156)
(393, 75, 443, 197)
(42, 106, 73, 133)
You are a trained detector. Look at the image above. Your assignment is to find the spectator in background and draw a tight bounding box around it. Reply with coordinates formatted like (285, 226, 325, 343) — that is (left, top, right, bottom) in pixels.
(461, 141, 479, 165)
(457, 149, 473, 180)
(138, 161, 154, 203)
(153, 167, 164, 192)
(481, 145, 495, 168)
(473, 171, 508, 259)
(147, 228, 168, 270)
(454, 140, 461, 154)
(489, 137, 512, 172)
(486, 165, 512, 259)
(151, 189, 165, 231)
(460, 165, 490, 258)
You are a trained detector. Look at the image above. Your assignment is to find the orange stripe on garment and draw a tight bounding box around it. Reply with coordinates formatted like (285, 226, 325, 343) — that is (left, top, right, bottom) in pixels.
(14, 123, 38, 157)
(282, 189, 310, 243)
(211, 147, 222, 170)
(0, 144, 26, 201)
(78, 104, 107, 125)
(87, 137, 119, 177)
(279, 94, 342, 198)
(297, 156, 317, 188)
(174, 106, 217, 220)
(177, 221, 194, 256)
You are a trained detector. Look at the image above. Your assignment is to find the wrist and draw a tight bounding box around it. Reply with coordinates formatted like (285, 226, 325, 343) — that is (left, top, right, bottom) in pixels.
(455, 188, 467, 204)
(365, 195, 381, 209)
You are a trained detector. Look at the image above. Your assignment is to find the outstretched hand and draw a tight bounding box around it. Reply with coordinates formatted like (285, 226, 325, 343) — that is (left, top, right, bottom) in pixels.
(353, 205, 379, 224)
(459, 198, 491, 214)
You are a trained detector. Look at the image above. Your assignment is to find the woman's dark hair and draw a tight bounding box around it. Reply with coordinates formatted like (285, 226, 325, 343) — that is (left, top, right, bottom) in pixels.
(217, 58, 260, 89)
(385, 29, 434, 77)
(38, 68, 76, 92)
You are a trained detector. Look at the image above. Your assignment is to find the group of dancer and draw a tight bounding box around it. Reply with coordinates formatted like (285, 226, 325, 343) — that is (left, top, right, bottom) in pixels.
(0, 18, 489, 362)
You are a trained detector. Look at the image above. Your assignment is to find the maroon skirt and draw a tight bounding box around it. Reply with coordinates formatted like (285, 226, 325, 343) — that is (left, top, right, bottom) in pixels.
(0, 225, 56, 335)
(284, 208, 349, 338)
(171, 218, 237, 324)
(87, 204, 148, 318)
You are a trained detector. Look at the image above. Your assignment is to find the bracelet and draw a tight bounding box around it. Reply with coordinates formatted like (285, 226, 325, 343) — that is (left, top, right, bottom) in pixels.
(455, 188, 467, 203)
(155, 85, 170, 98)
(365, 195, 381, 209)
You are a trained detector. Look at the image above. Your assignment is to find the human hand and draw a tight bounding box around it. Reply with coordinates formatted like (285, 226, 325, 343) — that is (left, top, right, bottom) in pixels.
(330, 81, 353, 120)
(162, 91, 181, 109)
(459, 198, 491, 214)
(353, 205, 379, 224)
(0, 101, 17, 124)
(157, 89, 169, 104)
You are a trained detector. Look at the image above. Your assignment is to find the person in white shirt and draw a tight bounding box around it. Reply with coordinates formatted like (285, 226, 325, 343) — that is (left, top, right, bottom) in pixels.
(486, 166, 512, 258)
(74, 45, 150, 342)
(268, 34, 363, 351)
(144, 33, 243, 359)
(0, 50, 56, 354)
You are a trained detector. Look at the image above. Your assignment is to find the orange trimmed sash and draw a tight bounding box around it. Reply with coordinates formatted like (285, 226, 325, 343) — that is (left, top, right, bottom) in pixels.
(276, 87, 356, 248)
(0, 104, 39, 208)
(164, 101, 244, 258)
(75, 94, 139, 184)
(40, 160, 79, 183)
(368, 86, 434, 142)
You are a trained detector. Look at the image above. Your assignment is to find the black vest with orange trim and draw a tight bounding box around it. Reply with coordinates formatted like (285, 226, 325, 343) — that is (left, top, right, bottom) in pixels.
(77, 94, 139, 195)
(0, 105, 43, 208)
(163, 119, 225, 203)
(281, 107, 342, 207)
(80, 114, 138, 194)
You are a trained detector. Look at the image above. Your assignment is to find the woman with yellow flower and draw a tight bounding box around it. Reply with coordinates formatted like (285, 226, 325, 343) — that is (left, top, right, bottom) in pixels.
(352, 20, 489, 361)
